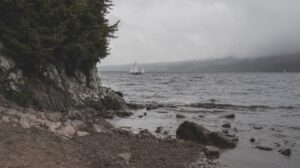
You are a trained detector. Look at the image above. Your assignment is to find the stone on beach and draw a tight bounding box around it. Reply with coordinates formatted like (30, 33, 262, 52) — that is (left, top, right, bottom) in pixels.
(255, 145, 273, 151)
(222, 123, 231, 128)
(279, 148, 291, 156)
(204, 146, 220, 159)
(115, 111, 133, 118)
(176, 114, 186, 119)
(253, 125, 263, 130)
(77, 131, 89, 137)
(176, 121, 237, 149)
(176, 121, 210, 144)
(19, 118, 31, 129)
(2, 116, 10, 123)
(44, 112, 63, 122)
(155, 127, 163, 133)
(222, 129, 229, 134)
(56, 124, 76, 138)
(93, 124, 105, 133)
(71, 120, 87, 130)
(138, 129, 155, 139)
(223, 114, 235, 119)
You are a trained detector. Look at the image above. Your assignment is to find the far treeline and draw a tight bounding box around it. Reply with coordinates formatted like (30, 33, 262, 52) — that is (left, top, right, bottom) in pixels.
(101, 54, 300, 72)
(0, 0, 118, 76)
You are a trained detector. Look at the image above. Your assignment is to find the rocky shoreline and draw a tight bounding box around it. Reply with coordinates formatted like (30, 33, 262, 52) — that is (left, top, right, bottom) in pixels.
(0, 103, 223, 168)
(0, 54, 223, 167)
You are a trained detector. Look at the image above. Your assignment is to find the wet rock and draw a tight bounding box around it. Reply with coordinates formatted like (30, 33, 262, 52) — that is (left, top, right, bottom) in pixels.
(163, 136, 177, 143)
(118, 153, 132, 165)
(278, 148, 291, 156)
(156, 111, 168, 114)
(233, 127, 238, 132)
(253, 125, 263, 130)
(189, 103, 217, 109)
(126, 103, 145, 110)
(103, 114, 114, 119)
(204, 146, 220, 159)
(112, 128, 133, 137)
(113, 91, 123, 97)
(115, 111, 133, 118)
(176, 114, 186, 119)
(163, 130, 169, 135)
(225, 133, 236, 138)
(155, 127, 163, 133)
(222, 123, 231, 128)
(146, 104, 177, 111)
(176, 121, 210, 144)
(176, 121, 237, 149)
(274, 143, 281, 147)
(208, 132, 238, 149)
(223, 114, 235, 119)
(138, 129, 155, 139)
(146, 104, 160, 110)
(250, 138, 256, 143)
(222, 129, 229, 134)
(255, 146, 273, 151)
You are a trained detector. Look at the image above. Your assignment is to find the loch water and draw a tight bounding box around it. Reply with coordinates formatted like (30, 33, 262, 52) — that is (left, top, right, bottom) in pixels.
(101, 72, 300, 168)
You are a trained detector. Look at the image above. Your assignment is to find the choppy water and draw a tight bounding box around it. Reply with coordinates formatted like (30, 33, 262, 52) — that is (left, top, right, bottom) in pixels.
(100, 72, 300, 168)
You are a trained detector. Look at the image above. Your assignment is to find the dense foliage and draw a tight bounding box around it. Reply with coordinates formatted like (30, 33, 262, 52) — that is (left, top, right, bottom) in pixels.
(0, 0, 118, 75)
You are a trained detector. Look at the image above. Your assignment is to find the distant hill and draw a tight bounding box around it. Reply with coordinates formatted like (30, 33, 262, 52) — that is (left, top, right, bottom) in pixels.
(99, 54, 300, 72)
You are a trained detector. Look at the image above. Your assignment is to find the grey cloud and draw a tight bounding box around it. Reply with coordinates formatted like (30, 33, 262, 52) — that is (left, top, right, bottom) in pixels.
(102, 0, 300, 65)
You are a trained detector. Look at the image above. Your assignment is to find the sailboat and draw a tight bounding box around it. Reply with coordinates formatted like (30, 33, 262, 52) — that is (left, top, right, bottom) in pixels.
(130, 61, 145, 75)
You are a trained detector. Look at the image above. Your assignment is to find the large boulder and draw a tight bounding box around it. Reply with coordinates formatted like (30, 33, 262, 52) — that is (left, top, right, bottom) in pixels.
(176, 121, 238, 149)
(176, 121, 210, 144)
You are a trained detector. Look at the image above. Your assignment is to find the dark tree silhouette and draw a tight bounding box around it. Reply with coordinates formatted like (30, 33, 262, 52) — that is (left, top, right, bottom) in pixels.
(0, 0, 118, 75)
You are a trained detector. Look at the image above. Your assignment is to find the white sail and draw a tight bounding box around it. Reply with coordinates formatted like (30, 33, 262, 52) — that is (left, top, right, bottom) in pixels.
(133, 62, 139, 73)
(130, 61, 144, 74)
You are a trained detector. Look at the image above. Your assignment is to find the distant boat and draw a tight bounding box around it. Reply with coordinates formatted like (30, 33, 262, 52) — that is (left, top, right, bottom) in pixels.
(130, 61, 144, 75)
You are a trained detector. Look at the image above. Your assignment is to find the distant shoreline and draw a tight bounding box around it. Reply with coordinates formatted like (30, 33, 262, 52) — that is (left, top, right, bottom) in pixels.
(100, 54, 300, 73)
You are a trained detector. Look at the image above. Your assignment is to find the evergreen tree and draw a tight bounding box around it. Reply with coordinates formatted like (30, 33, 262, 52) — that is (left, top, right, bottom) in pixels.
(0, 0, 118, 75)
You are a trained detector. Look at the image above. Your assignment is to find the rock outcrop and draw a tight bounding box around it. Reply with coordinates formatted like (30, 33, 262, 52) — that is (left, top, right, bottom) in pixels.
(176, 121, 238, 149)
(0, 55, 127, 118)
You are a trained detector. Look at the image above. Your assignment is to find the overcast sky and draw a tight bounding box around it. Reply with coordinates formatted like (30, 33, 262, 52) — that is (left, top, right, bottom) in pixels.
(102, 0, 300, 65)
